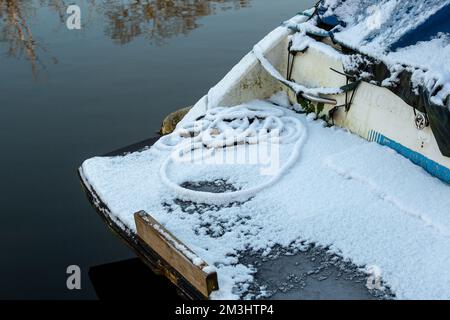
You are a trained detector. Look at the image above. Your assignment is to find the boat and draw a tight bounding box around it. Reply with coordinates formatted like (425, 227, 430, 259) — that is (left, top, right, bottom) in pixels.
(79, 0, 450, 300)
(179, 1, 450, 183)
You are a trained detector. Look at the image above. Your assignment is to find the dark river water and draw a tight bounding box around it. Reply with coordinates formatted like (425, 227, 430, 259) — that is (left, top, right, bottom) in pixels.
(0, 0, 316, 299)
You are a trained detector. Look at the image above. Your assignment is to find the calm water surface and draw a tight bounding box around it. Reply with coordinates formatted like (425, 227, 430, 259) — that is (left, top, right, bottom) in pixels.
(0, 0, 315, 299)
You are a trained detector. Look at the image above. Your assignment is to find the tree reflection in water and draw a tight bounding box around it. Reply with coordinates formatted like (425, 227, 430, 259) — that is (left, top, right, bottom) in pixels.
(102, 0, 251, 45)
(0, 0, 251, 77)
(0, 1, 62, 77)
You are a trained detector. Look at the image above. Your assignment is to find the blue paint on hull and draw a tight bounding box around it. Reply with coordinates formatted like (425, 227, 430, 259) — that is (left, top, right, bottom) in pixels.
(368, 130, 450, 183)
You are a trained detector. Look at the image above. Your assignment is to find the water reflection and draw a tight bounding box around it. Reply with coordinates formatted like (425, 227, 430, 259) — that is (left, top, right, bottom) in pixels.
(0, 0, 64, 77)
(0, 0, 251, 76)
(101, 0, 251, 45)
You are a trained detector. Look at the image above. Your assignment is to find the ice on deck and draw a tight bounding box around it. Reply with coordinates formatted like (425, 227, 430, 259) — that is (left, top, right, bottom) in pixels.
(81, 95, 450, 300)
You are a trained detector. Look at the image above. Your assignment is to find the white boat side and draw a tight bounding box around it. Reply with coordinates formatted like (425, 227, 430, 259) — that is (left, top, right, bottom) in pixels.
(180, 13, 450, 183)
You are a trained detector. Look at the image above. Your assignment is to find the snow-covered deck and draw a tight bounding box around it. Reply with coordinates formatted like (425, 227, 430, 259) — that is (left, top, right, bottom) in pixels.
(80, 95, 450, 300)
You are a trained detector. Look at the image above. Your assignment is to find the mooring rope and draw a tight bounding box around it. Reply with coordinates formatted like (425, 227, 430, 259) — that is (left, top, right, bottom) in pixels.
(154, 103, 307, 205)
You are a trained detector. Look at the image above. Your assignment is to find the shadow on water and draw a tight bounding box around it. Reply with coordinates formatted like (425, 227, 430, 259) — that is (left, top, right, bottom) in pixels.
(0, 0, 251, 77)
(89, 258, 183, 300)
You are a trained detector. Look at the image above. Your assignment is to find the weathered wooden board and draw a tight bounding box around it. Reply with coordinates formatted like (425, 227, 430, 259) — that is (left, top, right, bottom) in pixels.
(134, 211, 219, 298)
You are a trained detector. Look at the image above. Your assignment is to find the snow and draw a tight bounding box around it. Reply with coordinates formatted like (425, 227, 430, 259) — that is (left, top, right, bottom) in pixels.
(291, 32, 344, 61)
(152, 222, 206, 267)
(387, 34, 450, 105)
(321, 0, 448, 52)
(292, 0, 450, 107)
(268, 91, 291, 107)
(81, 94, 450, 300)
(156, 102, 307, 205)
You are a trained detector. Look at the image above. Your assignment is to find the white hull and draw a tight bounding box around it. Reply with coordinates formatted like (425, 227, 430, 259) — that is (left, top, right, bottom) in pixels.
(182, 14, 450, 183)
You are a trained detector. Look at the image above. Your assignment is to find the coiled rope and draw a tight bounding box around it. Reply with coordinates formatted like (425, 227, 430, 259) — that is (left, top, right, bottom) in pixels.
(155, 103, 307, 205)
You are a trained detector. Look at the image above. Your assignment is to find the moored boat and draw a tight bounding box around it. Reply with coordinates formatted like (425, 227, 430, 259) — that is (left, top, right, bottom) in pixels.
(181, 0, 450, 183)
(79, 0, 450, 300)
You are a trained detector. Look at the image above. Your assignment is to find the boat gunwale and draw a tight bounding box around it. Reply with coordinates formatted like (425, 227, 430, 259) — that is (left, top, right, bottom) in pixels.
(78, 136, 208, 300)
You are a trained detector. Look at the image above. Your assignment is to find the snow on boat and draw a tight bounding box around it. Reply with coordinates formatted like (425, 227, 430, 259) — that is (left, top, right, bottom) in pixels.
(79, 1, 450, 300)
(183, 0, 450, 183)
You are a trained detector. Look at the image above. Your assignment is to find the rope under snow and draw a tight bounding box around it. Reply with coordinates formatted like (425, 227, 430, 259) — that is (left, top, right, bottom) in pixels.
(155, 103, 307, 205)
(252, 44, 343, 97)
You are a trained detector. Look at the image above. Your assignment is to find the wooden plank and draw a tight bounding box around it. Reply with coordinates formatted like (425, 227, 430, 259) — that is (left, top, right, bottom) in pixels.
(79, 169, 204, 299)
(78, 136, 212, 300)
(134, 211, 219, 298)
